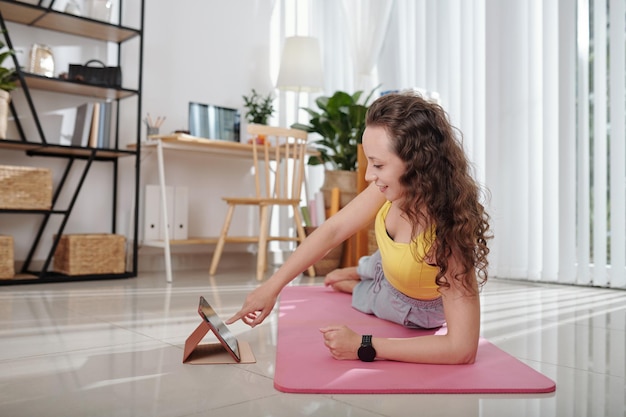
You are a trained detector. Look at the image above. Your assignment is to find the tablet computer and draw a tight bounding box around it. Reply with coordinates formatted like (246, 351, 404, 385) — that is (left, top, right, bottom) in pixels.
(197, 296, 241, 362)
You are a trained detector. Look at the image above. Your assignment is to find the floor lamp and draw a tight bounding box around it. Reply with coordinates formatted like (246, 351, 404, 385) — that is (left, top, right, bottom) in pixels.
(276, 36, 324, 124)
(275, 36, 324, 250)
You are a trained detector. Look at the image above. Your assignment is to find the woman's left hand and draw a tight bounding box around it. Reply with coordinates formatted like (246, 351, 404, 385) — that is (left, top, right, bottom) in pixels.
(319, 325, 361, 360)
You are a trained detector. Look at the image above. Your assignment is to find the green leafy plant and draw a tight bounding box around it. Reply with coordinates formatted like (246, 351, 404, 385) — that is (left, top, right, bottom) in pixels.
(242, 89, 275, 125)
(0, 37, 17, 92)
(292, 87, 377, 171)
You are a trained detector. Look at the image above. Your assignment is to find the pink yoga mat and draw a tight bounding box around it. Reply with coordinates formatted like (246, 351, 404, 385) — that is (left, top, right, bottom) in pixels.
(274, 285, 556, 394)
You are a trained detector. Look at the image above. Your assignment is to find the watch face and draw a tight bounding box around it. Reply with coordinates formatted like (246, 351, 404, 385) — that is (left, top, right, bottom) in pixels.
(358, 345, 376, 362)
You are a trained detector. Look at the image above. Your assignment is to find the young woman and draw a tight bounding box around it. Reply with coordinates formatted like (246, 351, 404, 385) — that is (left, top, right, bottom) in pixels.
(227, 91, 491, 364)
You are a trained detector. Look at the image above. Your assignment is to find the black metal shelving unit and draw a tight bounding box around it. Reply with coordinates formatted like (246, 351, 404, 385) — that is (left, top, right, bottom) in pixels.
(0, 0, 144, 285)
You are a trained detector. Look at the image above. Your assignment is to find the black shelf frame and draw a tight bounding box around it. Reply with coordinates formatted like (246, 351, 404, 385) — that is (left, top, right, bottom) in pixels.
(0, 0, 144, 285)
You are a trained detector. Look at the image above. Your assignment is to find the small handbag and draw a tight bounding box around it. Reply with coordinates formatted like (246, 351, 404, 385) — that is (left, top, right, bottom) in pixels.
(68, 59, 122, 88)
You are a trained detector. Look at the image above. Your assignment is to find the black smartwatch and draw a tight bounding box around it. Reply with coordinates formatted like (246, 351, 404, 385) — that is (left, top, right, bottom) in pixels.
(357, 334, 376, 362)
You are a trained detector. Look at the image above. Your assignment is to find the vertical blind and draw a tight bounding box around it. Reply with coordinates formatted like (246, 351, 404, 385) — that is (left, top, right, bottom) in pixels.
(579, 0, 626, 288)
(279, 0, 626, 289)
(382, 0, 625, 288)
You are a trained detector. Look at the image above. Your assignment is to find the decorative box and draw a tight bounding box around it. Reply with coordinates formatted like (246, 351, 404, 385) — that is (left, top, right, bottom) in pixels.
(0, 165, 52, 210)
(53, 234, 126, 276)
(0, 235, 15, 279)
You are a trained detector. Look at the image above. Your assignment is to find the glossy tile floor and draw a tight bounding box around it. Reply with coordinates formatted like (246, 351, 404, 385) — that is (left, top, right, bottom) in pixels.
(0, 262, 625, 417)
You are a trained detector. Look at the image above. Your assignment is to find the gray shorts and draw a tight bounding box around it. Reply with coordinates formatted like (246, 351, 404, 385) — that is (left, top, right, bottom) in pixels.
(352, 250, 446, 329)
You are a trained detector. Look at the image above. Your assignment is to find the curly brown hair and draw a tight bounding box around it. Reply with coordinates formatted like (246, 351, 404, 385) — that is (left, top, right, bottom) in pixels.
(365, 91, 491, 293)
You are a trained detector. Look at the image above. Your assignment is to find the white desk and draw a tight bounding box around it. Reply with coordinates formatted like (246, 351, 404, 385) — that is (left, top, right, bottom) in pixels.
(133, 133, 315, 282)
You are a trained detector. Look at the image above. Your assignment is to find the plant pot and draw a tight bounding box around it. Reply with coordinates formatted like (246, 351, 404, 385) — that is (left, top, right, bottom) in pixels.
(304, 226, 344, 276)
(0, 90, 10, 139)
(321, 169, 357, 208)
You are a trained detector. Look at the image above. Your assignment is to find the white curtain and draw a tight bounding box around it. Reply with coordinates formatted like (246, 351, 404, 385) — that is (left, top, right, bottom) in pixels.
(378, 0, 486, 181)
(275, 0, 626, 288)
(371, 0, 625, 288)
(484, 0, 567, 283)
(305, 0, 392, 94)
(480, 0, 626, 288)
(340, 0, 393, 92)
(608, 0, 626, 288)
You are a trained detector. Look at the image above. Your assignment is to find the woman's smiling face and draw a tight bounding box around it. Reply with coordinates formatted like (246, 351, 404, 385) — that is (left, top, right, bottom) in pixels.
(362, 125, 407, 203)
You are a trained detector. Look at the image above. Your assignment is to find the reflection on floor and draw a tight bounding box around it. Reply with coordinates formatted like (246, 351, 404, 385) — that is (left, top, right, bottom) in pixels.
(0, 263, 624, 417)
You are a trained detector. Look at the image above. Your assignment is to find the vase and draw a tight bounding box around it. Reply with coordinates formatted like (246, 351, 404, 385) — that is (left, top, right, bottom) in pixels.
(304, 226, 344, 276)
(321, 169, 357, 208)
(0, 90, 10, 139)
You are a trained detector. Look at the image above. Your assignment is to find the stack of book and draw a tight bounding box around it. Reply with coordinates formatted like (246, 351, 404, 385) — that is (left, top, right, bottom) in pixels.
(70, 101, 113, 148)
(301, 187, 341, 227)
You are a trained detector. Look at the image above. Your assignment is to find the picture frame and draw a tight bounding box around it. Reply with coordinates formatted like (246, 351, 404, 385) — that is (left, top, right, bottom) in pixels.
(28, 44, 55, 77)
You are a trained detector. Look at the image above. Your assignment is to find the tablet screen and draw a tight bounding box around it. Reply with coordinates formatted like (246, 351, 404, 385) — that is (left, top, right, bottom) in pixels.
(198, 296, 241, 362)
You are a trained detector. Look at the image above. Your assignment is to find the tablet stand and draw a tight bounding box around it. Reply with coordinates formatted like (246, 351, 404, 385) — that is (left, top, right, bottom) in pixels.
(182, 320, 256, 364)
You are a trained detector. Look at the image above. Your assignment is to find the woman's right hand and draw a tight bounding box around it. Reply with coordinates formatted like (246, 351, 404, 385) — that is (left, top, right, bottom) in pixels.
(226, 282, 280, 327)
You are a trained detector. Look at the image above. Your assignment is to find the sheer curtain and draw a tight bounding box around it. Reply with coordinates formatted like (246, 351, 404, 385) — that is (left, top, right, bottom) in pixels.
(484, 0, 567, 283)
(272, 0, 395, 199)
(380, 0, 625, 289)
(487, 0, 625, 288)
(340, 0, 393, 92)
(274, 0, 626, 288)
(378, 0, 486, 181)
(309, 0, 393, 94)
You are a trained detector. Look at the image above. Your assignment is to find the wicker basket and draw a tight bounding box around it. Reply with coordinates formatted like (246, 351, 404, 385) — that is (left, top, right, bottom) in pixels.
(304, 226, 344, 276)
(0, 165, 52, 210)
(53, 234, 126, 276)
(0, 235, 14, 279)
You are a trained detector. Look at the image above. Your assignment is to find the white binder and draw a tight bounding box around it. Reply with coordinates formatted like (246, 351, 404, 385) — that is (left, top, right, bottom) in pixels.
(144, 185, 161, 241)
(158, 185, 175, 241)
(145, 184, 189, 242)
(172, 186, 189, 240)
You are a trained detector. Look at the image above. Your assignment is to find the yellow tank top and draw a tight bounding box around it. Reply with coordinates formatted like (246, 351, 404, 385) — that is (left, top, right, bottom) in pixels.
(375, 201, 440, 300)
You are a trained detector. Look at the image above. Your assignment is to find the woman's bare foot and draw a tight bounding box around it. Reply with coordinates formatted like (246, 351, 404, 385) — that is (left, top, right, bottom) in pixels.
(328, 279, 359, 294)
(324, 267, 360, 294)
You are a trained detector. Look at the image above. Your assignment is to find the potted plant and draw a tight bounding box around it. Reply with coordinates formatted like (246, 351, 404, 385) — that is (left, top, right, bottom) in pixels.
(0, 37, 17, 139)
(242, 89, 275, 125)
(292, 87, 377, 206)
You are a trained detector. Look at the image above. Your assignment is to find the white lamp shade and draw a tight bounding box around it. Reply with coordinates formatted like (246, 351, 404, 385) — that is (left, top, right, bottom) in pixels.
(276, 36, 324, 92)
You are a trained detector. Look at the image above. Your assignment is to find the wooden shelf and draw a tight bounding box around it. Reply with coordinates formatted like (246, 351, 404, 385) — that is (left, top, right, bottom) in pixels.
(0, 139, 136, 160)
(0, 0, 144, 285)
(0, 0, 140, 42)
(142, 237, 219, 248)
(0, 208, 66, 214)
(0, 271, 134, 286)
(19, 73, 137, 100)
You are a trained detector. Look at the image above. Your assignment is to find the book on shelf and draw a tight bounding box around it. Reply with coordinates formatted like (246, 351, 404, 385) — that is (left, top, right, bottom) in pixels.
(70, 102, 94, 147)
(88, 102, 100, 148)
(70, 100, 113, 149)
(97, 101, 112, 148)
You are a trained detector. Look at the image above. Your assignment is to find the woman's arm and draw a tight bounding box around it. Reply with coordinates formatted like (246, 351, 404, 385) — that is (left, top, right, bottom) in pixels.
(373, 278, 480, 364)
(320, 256, 481, 364)
(227, 182, 386, 327)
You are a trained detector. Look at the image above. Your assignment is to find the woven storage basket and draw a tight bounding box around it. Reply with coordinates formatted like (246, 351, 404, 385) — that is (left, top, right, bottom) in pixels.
(304, 226, 344, 276)
(53, 234, 126, 276)
(0, 165, 52, 209)
(0, 235, 14, 279)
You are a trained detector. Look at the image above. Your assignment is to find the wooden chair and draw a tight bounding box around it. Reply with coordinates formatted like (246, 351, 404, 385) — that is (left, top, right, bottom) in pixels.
(209, 124, 316, 281)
